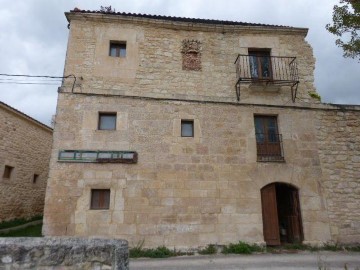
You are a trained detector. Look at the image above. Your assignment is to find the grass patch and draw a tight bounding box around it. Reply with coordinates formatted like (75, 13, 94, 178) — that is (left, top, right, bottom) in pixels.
(222, 241, 264, 254)
(129, 240, 360, 259)
(129, 241, 193, 258)
(0, 224, 42, 237)
(130, 246, 192, 258)
(0, 215, 43, 230)
(308, 91, 321, 101)
(198, 244, 217, 255)
(322, 243, 342, 251)
(347, 246, 360, 252)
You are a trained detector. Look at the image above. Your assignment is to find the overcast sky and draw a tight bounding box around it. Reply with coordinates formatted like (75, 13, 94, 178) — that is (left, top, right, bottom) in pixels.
(0, 0, 359, 125)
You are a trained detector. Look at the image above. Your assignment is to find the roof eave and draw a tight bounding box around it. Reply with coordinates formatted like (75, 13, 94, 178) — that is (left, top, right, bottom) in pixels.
(0, 101, 53, 132)
(65, 12, 309, 37)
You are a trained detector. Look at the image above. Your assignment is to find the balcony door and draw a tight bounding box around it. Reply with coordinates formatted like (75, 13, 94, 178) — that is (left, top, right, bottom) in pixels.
(249, 50, 272, 80)
(254, 115, 282, 160)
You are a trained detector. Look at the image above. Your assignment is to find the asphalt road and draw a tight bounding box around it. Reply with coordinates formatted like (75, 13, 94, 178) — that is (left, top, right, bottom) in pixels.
(130, 252, 360, 270)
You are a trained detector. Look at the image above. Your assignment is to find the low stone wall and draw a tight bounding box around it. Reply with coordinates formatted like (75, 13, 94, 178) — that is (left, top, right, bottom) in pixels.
(0, 237, 128, 270)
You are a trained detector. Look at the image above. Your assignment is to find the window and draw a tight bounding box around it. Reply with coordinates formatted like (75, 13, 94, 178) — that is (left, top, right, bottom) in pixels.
(98, 113, 116, 130)
(109, 41, 126, 57)
(181, 120, 194, 137)
(3, 165, 14, 179)
(248, 49, 272, 80)
(254, 116, 283, 161)
(90, 189, 110, 210)
(33, 174, 39, 184)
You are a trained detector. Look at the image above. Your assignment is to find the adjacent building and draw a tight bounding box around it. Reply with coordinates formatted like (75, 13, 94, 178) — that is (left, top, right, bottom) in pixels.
(0, 101, 53, 222)
(43, 9, 360, 248)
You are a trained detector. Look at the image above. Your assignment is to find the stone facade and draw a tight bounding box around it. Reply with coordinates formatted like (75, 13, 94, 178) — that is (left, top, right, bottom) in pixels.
(316, 108, 360, 244)
(0, 237, 128, 269)
(43, 10, 360, 248)
(0, 102, 53, 222)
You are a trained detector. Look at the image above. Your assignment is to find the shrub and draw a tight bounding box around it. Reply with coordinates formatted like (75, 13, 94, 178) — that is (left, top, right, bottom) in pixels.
(129, 241, 193, 258)
(308, 91, 321, 101)
(222, 241, 263, 254)
(322, 243, 342, 251)
(198, 244, 217, 255)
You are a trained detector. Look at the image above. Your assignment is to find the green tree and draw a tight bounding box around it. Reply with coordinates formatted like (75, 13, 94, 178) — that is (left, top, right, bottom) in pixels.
(326, 0, 360, 60)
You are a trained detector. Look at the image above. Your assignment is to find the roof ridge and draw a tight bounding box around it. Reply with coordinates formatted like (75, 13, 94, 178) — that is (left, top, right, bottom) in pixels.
(69, 9, 295, 29)
(0, 101, 53, 131)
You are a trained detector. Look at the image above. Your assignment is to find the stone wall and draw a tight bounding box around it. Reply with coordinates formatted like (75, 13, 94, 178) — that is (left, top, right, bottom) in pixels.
(42, 12, 359, 249)
(316, 108, 360, 243)
(43, 93, 334, 248)
(0, 102, 53, 221)
(62, 13, 317, 106)
(0, 237, 128, 270)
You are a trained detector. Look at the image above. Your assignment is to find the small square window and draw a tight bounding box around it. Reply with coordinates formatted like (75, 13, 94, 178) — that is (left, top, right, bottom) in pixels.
(98, 113, 116, 130)
(3, 165, 14, 179)
(109, 42, 126, 57)
(181, 120, 194, 137)
(33, 174, 39, 184)
(91, 189, 110, 210)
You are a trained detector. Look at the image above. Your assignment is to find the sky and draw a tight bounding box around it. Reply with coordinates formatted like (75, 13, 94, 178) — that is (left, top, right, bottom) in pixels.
(0, 0, 359, 125)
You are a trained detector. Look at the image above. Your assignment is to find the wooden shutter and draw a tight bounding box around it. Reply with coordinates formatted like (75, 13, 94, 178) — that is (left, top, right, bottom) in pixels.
(287, 189, 303, 243)
(91, 189, 110, 209)
(261, 184, 280, 245)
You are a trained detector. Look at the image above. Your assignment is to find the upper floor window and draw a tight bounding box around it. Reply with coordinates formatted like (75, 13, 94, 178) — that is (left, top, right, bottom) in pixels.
(181, 120, 194, 137)
(98, 112, 117, 130)
(3, 165, 14, 179)
(254, 115, 284, 161)
(248, 49, 272, 80)
(109, 41, 126, 58)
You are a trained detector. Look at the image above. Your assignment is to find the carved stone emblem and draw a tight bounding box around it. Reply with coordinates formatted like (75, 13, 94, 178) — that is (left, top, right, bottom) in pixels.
(181, 40, 202, 71)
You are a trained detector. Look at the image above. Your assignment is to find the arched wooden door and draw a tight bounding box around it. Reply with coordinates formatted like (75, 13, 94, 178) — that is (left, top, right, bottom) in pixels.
(261, 183, 303, 246)
(261, 183, 280, 245)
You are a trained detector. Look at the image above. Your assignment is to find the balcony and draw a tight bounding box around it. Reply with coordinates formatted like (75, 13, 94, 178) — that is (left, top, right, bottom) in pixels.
(235, 54, 299, 102)
(255, 133, 284, 162)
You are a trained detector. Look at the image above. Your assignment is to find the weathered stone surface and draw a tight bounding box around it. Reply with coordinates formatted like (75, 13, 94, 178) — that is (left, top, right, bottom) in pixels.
(0, 237, 128, 270)
(43, 11, 360, 249)
(316, 110, 360, 243)
(43, 93, 351, 247)
(0, 102, 52, 222)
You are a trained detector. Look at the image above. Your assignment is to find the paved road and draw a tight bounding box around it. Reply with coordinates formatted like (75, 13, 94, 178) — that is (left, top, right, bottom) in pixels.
(130, 252, 360, 270)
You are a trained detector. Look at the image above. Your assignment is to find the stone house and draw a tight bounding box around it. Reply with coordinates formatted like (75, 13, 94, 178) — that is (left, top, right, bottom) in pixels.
(43, 9, 360, 248)
(0, 101, 53, 222)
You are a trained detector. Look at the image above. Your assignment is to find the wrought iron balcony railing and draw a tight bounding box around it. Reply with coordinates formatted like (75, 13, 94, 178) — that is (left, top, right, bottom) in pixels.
(235, 54, 299, 102)
(255, 133, 284, 162)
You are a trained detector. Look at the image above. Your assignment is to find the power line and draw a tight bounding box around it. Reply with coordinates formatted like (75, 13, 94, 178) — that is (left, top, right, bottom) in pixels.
(0, 82, 61, 85)
(0, 73, 68, 79)
(0, 78, 62, 82)
(0, 73, 77, 91)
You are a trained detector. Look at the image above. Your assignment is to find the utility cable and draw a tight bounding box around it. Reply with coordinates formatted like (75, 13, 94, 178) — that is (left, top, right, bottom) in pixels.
(0, 74, 77, 92)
